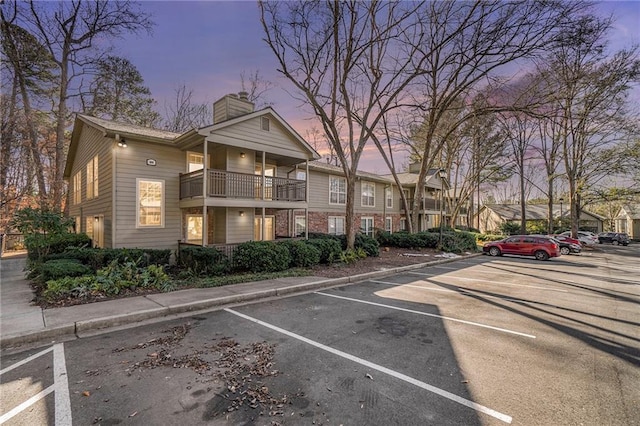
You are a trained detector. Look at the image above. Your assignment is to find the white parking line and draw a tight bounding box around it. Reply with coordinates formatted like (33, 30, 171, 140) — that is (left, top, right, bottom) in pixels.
(370, 279, 459, 293)
(54, 343, 72, 425)
(0, 344, 72, 425)
(316, 292, 536, 339)
(225, 308, 513, 424)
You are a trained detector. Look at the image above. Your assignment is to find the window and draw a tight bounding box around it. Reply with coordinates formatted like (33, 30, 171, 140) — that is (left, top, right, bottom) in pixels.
(399, 218, 406, 231)
(75, 217, 81, 234)
(295, 216, 306, 237)
(186, 214, 203, 243)
(137, 179, 164, 227)
(86, 155, 98, 199)
(385, 217, 392, 233)
(329, 176, 346, 204)
(86, 217, 94, 240)
(385, 186, 393, 209)
(187, 152, 205, 172)
(361, 217, 374, 237)
(261, 117, 270, 131)
(361, 182, 375, 207)
(328, 216, 345, 235)
(73, 171, 81, 205)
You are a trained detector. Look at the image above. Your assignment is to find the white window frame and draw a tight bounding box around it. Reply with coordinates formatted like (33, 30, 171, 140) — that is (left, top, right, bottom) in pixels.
(385, 186, 393, 209)
(361, 216, 374, 237)
(399, 218, 407, 231)
(361, 181, 375, 207)
(85, 217, 94, 240)
(328, 216, 345, 235)
(136, 178, 165, 228)
(329, 176, 346, 205)
(187, 152, 210, 173)
(385, 216, 392, 233)
(294, 215, 306, 237)
(73, 171, 81, 205)
(86, 155, 98, 199)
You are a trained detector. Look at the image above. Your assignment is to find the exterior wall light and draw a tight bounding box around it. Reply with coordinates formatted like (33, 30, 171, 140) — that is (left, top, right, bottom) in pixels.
(239, 211, 245, 217)
(240, 152, 246, 158)
(118, 139, 127, 148)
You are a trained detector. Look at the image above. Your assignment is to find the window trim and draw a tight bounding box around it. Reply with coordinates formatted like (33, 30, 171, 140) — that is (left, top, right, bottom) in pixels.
(361, 181, 375, 207)
(86, 155, 98, 199)
(136, 178, 165, 228)
(294, 215, 306, 237)
(329, 175, 346, 205)
(385, 216, 393, 233)
(261, 116, 270, 131)
(361, 216, 374, 237)
(73, 171, 82, 205)
(328, 216, 345, 235)
(385, 186, 393, 209)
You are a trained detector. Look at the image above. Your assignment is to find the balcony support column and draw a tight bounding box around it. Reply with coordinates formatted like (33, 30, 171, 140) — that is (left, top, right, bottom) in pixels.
(202, 141, 208, 246)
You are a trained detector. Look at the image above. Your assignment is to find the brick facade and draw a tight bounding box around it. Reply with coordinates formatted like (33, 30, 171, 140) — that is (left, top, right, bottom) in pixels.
(275, 209, 405, 237)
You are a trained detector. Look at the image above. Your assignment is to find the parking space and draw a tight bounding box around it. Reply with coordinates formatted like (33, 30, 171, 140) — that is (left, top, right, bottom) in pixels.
(2, 246, 638, 425)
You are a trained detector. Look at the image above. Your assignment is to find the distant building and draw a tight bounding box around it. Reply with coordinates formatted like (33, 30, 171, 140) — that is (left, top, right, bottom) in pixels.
(615, 204, 640, 239)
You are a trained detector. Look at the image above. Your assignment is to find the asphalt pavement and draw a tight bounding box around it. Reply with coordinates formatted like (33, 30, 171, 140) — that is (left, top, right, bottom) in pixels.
(0, 251, 475, 351)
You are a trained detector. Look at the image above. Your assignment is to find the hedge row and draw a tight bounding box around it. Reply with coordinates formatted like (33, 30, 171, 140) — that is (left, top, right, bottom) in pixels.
(376, 230, 478, 253)
(44, 247, 172, 270)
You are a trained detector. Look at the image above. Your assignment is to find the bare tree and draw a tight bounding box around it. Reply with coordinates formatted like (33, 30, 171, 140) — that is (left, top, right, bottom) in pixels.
(401, 1, 584, 234)
(163, 84, 211, 133)
(260, 1, 431, 248)
(12, 0, 153, 211)
(544, 15, 640, 236)
(240, 69, 274, 109)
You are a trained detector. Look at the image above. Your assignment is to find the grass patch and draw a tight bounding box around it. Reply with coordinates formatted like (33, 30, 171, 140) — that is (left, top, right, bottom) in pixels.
(187, 268, 313, 289)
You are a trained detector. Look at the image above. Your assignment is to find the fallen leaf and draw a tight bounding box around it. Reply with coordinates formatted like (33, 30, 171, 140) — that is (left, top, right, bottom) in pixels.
(365, 373, 373, 380)
(82, 391, 90, 397)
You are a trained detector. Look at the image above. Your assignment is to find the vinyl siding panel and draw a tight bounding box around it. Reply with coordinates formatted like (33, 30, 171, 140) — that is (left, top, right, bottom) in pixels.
(67, 125, 114, 247)
(228, 208, 253, 243)
(114, 140, 183, 249)
(209, 116, 310, 160)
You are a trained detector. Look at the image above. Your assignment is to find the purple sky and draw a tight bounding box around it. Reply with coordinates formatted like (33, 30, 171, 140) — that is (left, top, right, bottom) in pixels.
(115, 1, 640, 173)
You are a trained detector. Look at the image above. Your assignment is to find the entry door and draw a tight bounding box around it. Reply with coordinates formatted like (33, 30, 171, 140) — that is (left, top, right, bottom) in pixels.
(254, 216, 275, 241)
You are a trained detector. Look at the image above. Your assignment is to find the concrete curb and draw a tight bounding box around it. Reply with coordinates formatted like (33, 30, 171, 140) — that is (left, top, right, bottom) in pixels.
(1, 253, 483, 350)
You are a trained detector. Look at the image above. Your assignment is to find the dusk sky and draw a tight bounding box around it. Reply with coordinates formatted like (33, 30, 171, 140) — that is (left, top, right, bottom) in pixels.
(114, 1, 640, 172)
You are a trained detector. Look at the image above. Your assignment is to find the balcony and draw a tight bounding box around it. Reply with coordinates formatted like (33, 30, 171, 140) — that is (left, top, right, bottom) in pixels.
(403, 198, 442, 211)
(180, 169, 306, 202)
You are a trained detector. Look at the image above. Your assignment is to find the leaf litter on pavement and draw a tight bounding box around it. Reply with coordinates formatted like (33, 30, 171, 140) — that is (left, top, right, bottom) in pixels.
(112, 321, 301, 422)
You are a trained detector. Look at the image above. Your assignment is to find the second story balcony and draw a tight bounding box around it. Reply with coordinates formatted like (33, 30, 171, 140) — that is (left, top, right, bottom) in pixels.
(180, 169, 306, 202)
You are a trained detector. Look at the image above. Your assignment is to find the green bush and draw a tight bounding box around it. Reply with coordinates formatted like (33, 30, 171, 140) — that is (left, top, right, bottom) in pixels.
(280, 240, 321, 267)
(306, 238, 342, 264)
(37, 259, 92, 282)
(499, 222, 522, 235)
(233, 241, 291, 273)
(375, 230, 477, 253)
(43, 275, 98, 300)
(26, 233, 91, 262)
(339, 248, 367, 264)
(178, 246, 229, 276)
(354, 233, 380, 257)
(45, 247, 171, 270)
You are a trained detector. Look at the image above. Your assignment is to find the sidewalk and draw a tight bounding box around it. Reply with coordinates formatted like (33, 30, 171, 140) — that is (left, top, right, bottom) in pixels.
(1, 252, 476, 351)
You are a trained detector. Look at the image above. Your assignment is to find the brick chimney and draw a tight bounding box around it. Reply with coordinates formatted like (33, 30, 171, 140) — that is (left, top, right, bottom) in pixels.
(213, 93, 254, 124)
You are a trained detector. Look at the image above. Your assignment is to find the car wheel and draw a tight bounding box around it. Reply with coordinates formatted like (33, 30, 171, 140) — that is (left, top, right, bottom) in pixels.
(613, 240, 619, 245)
(534, 250, 549, 261)
(489, 247, 501, 257)
(560, 246, 570, 255)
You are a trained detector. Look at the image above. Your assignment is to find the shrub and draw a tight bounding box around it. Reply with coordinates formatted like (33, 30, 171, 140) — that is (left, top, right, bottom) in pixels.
(354, 233, 380, 257)
(46, 247, 172, 270)
(37, 259, 92, 282)
(233, 241, 291, 273)
(499, 222, 521, 235)
(178, 246, 229, 276)
(26, 233, 91, 262)
(339, 248, 367, 264)
(280, 240, 321, 268)
(43, 275, 98, 300)
(306, 238, 342, 264)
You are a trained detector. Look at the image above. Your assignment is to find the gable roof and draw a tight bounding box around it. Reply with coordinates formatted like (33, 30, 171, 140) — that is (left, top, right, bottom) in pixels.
(64, 114, 181, 178)
(617, 204, 640, 219)
(382, 170, 446, 189)
(196, 107, 320, 160)
(308, 161, 393, 184)
(482, 203, 605, 221)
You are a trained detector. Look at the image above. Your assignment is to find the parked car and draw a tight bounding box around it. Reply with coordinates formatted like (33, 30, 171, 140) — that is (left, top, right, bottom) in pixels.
(559, 231, 599, 246)
(483, 235, 560, 261)
(552, 235, 582, 254)
(597, 232, 630, 246)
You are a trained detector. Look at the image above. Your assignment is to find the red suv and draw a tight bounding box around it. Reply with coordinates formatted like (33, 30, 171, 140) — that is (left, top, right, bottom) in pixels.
(483, 235, 560, 261)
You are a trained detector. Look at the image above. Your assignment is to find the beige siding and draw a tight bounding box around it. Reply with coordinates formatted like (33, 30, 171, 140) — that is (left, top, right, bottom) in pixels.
(212, 208, 226, 244)
(67, 125, 114, 247)
(114, 139, 183, 249)
(209, 115, 310, 160)
(227, 208, 253, 243)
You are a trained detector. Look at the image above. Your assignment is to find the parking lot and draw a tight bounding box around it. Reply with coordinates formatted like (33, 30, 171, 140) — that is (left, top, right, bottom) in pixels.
(2, 245, 639, 425)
